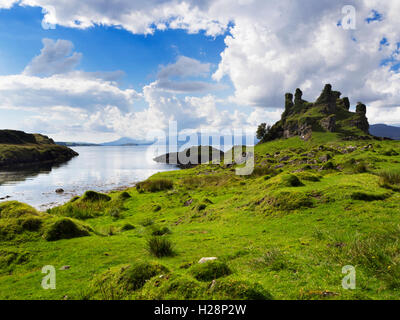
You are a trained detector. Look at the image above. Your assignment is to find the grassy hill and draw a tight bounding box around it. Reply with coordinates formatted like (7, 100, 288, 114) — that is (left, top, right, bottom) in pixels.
(0, 132, 400, 300)
(0, 130, 78, 169)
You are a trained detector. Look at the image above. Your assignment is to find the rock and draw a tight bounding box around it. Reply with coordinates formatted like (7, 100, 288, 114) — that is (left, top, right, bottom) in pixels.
(199, 257, 218, 264)
(55, 188, 64, 194)
(319, 154, 331, 163)
(0, 195, 11, 200)
(279, 156, 291, 162)
(60, 265, 70, 270)
(346, 146, 357, 153)
(184, 199, 193, 207)
(274, 164, 285, 169)
(320, 115, 336, 132)
(356, 102, 367, 115)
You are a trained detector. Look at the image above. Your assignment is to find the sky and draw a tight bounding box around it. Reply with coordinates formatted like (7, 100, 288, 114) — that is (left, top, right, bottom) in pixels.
(0, 0, 399, 143)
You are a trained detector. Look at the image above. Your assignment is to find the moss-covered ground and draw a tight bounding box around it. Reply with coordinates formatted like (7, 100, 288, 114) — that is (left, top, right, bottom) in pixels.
(0, 133, 400, 300)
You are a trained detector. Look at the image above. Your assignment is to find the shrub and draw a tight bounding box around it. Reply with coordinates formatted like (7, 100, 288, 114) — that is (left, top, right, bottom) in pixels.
(147, 236, 174, 257)
(351, 192, 390, 201)
(190, 261, 232, 281)
(136, 179, 173, 193)
(44, 218, 91, 241)
(0, 201, 39, 219)
(121, 223, 135, 231)
(81, 191, 111, 202)
(209, 279, 273, 300)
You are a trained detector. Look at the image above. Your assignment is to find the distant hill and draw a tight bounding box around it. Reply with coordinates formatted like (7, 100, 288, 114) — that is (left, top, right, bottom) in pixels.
(0, 130, 78, 169)
(370, 124, 400, 140)
(56, 142, 99, 147)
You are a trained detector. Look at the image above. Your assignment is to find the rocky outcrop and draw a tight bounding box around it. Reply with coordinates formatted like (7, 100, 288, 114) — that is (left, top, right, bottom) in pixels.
(259, 84, 371, 142)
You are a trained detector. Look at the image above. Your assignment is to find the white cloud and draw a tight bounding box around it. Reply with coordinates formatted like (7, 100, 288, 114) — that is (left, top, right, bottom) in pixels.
(0, 74, 140, 112)
(23, 38, 82, 76)
(155, 56, 224, 93)
(0, 0, 18, 9)
(4, 1, 400, 137)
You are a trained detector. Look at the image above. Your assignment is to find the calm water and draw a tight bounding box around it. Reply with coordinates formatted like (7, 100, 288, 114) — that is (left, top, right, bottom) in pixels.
(0, 146, 178, 210)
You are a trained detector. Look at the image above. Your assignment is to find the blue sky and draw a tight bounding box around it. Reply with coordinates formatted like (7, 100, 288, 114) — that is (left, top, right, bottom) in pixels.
(0, 1, 399, 142)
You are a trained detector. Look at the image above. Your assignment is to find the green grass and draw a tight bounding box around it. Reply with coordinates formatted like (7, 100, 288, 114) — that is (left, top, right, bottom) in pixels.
(0, 136, 400, 300)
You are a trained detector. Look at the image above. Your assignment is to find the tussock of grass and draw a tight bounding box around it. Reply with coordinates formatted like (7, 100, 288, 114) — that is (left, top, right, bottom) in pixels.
(118, 192, 131, 201)
(297, 172, 321, 182)
(267, 174, 303, 188)
(0, 201, 39, 219)
(136, 179, 173, 193)
(209, 278, 273, 300)
(378, 170, 400, 186)
(81, 191, 111, 202)
(353, 162, 368, 173)
(138, 274, 204, 300)
(92, 262, 169, 299)
(252, 248, 289, 271)
(44, 218, 91, 241)
(120, 223, 135, 231)
(151, 226, 171, 236)
(147, 236, 175, 258)
(250, 166, 276, 178)
(351, 191, 390, 201)
(190, 261, 231, 281)
(265, 191, 313, 211)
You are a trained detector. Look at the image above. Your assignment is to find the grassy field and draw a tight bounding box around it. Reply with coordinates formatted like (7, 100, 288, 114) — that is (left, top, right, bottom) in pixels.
(1, 133, 400, 300)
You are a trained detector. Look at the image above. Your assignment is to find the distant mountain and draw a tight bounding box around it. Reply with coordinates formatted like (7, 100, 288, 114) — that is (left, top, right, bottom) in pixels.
(101, 137, 153, 146)
(370, 124, 400, 140)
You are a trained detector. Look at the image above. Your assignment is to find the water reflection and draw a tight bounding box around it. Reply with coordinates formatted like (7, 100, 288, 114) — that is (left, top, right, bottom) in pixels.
(0, 146, 178, 210)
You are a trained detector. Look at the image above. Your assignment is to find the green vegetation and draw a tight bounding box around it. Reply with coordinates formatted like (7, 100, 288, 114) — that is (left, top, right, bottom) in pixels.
(1, 129, 400, 300)
(190, 261, 232, 281)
